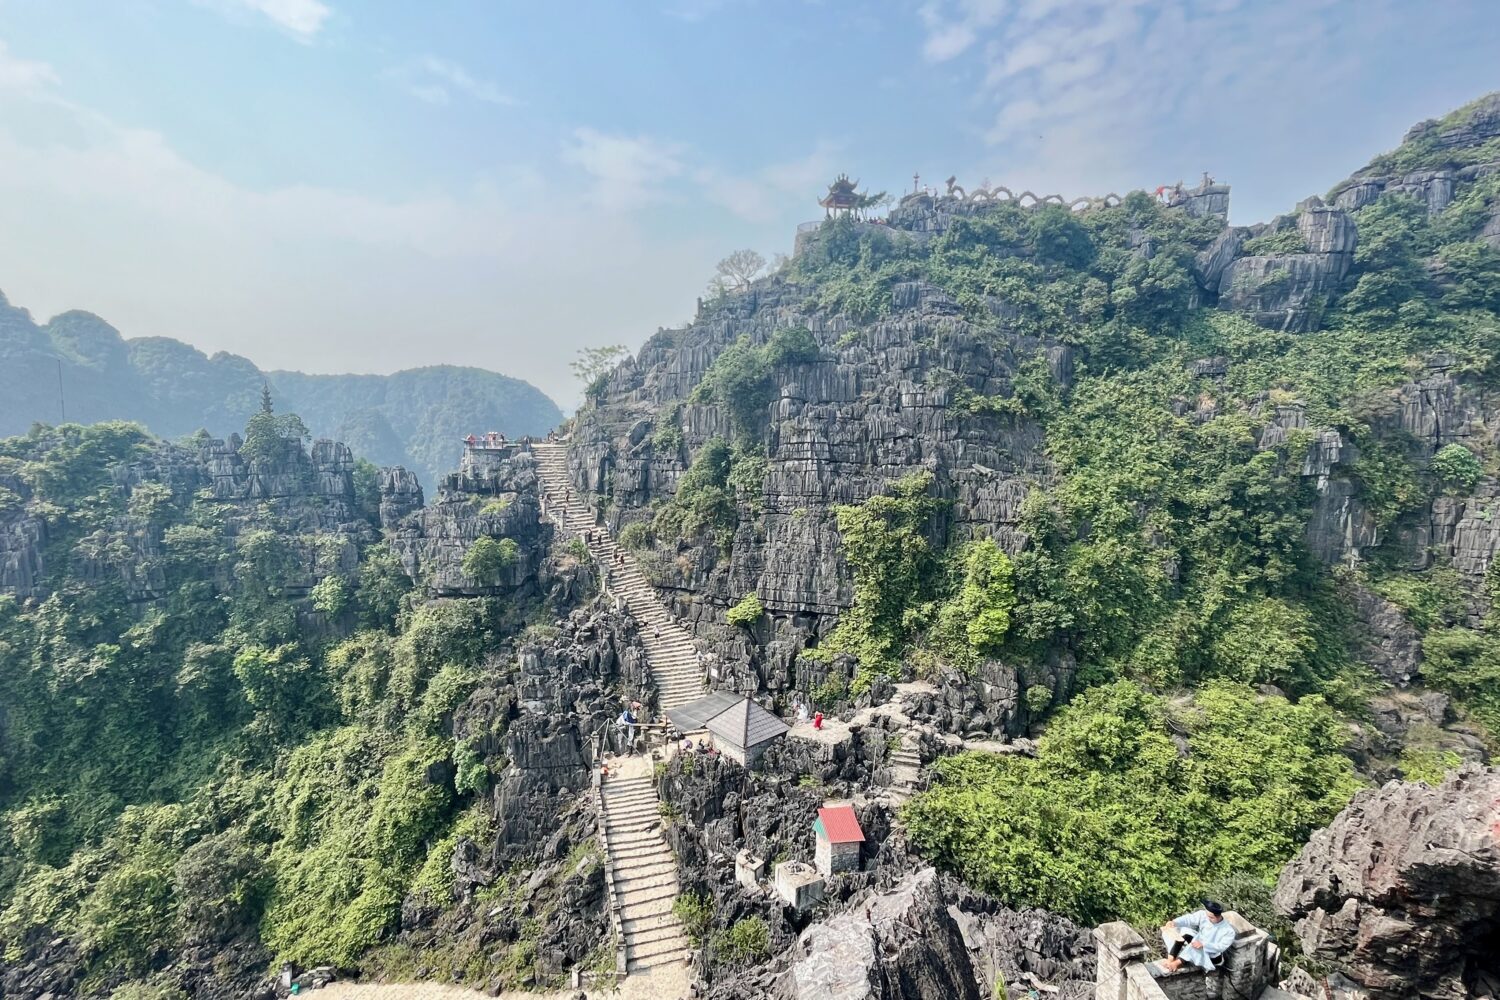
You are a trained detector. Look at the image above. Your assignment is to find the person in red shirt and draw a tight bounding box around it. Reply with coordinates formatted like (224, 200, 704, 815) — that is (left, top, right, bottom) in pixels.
(812, 711, 824, 730)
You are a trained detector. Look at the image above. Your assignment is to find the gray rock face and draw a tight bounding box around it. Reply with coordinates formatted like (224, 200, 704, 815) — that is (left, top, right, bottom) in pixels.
(785, 869, 981, 1000)
(378, 466, 424, 528)
(1273, 766, 1500, 1000)
(384, 450, 548, 598)
(1218, 199, 1355, 332)
(1351, 585, 1423, 686)
(570, 278, 1060, 701)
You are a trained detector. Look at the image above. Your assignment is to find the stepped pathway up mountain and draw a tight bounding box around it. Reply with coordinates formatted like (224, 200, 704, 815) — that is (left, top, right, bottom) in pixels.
(532, 442, 697, 978)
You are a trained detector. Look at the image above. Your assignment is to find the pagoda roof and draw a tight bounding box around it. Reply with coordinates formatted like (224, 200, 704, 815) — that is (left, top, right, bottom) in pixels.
(667, 692, 790, 749)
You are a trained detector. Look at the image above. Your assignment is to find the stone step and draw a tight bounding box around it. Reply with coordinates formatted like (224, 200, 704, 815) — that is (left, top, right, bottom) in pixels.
(617, 886, 679, 909)
(621, 911, 684, 933)
(612, 855, 677, 876)
(609, 842, 671, 863)
(614, 872, 679, 894)
(626, 939, 689, 966)
(625, 923, 686, 948)
(603, 796, 660, 812)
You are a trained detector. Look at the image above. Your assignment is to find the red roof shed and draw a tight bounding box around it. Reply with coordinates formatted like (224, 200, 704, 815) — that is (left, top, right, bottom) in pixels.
(814, 805, 865, 844)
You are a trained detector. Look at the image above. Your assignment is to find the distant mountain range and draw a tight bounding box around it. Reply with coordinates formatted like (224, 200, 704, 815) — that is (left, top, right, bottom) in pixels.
(0, 290, 562, 490)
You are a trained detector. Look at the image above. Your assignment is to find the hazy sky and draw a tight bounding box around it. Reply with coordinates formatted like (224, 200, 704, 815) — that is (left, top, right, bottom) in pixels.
(1, 1, 1498, 407)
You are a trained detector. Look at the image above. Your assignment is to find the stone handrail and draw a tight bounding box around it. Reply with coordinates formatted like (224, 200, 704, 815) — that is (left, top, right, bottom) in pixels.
(590, 768, 630, 977)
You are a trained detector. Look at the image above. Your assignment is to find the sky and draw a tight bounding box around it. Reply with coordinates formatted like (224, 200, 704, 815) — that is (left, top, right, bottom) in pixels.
(0, 1, 1498, 408)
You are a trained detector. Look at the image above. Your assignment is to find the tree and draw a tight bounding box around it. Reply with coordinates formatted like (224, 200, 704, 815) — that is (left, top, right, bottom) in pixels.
(708, 249, 767, 296)
(571, 345, 630, 396)
(461, 536, 519, 584)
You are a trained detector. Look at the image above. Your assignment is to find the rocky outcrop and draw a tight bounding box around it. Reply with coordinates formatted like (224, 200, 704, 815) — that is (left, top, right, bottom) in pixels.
(782, 868, 981, 1000)
(1218, 198, 1356, 332)
(1273, 765, 1500, 1000)
(385, 449, 549, 597)
(570, 274, 1061, 704)
(1, 432, 386, 603)
(1351, 585, 1423, 686)
(700, 866, 1093, 1000)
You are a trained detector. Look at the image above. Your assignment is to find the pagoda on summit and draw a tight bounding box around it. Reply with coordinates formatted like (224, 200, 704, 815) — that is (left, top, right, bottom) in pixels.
(819, 174, 870, 219)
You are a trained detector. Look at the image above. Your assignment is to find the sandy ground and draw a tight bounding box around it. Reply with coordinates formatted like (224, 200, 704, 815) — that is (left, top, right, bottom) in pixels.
(317, 960, 691, 1000)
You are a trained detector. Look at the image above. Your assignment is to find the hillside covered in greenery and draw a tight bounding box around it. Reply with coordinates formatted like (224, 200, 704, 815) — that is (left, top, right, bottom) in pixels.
(0, 294, 562, 490)
(573, 93, 1500, 925)
(0, 415, 598, 998)
(4, 92, 1500, 998)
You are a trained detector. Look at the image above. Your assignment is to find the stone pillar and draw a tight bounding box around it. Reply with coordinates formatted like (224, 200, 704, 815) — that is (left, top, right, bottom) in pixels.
(1095, 922, 1149, 1000)
(1217, 912, 1272, 1000)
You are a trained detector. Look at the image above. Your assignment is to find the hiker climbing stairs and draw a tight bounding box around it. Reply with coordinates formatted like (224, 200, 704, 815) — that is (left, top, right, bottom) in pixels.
(532, 443, 705, 712)
(599, 766, 691, 974)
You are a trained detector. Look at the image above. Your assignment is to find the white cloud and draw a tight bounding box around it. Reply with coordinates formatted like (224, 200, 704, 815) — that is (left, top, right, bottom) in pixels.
(915, 0, 1423, 222)
(0, 40, 59, 93)
(391, 56, 519, 107)
(561, 128, 686, 211)
(196, 0, 332, 42)
(696, 140, 844, 222)
(0, 73, 736, 408)
(918, 0, 1008, 61)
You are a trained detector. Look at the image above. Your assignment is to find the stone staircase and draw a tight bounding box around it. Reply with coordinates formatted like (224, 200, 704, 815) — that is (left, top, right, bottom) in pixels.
(888, 732, 924, 805)
(532, 444, 705, 712)
(532, 443, 694, 977)
(599, 769, 691, 974)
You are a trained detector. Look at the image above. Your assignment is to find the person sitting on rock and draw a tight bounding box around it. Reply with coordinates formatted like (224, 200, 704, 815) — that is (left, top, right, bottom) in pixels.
(1156, 900, 1234, 975)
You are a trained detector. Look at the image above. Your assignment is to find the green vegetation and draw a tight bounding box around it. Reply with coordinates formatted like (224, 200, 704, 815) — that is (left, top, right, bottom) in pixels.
(1398, 746, 1463, 784)
(1430, 443, 1484, 493)
(1240, 227, 1308, 256)
(819, 472, 944, 682)
(726, 592, 764, 628)
(671, 891, 712, 944)
(461, 535, 519, 583)
(653, 437, 738, 551)
(904, 681, 1361, 925)
(692, 328, 821, 439)
(0, 413, 528, 992)
(710, 915, 771, 965)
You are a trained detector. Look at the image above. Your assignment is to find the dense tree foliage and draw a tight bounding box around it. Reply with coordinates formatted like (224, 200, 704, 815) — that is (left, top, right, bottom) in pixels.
(0, 414, 527, 991)
(905, 681, 1361, 925)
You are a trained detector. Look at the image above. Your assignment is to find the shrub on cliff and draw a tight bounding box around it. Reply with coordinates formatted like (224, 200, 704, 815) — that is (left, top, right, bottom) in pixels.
(726, 592, 763, 628)
(461, 535, 518, 584)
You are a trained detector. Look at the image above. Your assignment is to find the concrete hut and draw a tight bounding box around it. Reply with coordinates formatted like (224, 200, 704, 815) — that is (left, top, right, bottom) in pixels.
(814, 804, 865, 876)
(667, 692, 790, 768)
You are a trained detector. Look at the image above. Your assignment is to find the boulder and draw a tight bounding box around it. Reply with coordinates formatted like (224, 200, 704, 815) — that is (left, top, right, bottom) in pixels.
(1273, 766, 1500, 1000)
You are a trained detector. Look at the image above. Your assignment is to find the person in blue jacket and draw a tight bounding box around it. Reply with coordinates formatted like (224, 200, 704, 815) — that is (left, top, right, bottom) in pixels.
(1157, 900, 1235, 974)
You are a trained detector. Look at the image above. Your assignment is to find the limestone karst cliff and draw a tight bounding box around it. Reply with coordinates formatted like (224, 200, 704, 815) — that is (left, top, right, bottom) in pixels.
(5, 92, 1500, 1000)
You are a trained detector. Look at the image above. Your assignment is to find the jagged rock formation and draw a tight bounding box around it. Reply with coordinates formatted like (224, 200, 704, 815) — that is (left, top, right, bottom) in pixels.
(1273, 766, 1500, 1000)
(569, 273, 1064, 712)
(780, 868, 981, 1000)
(698, 866, 1094, 1000)
(1214, 197, 1356, 332)
(1332, 93, 1500, 226)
